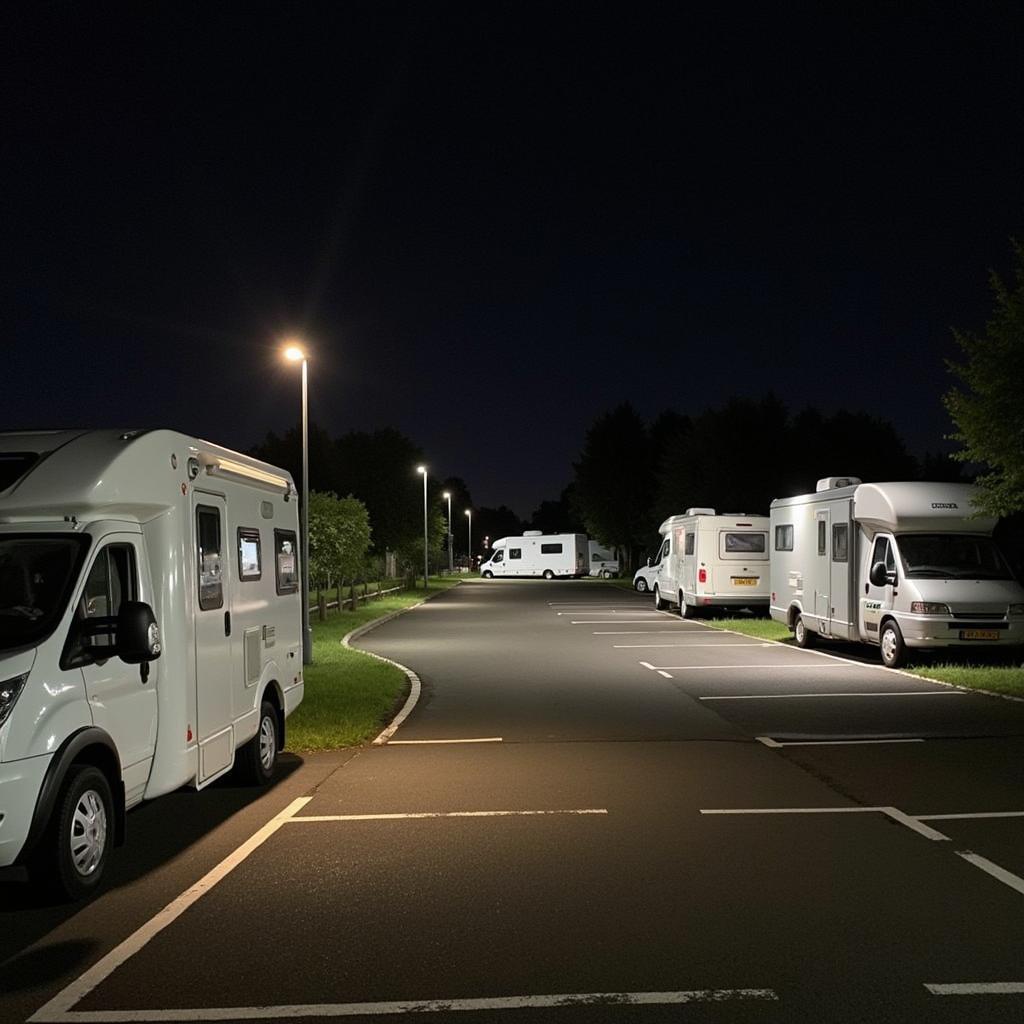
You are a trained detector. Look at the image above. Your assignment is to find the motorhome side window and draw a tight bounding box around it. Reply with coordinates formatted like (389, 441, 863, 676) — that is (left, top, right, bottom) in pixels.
(79, 544, 138, 651)
(196, 506, 224, 610)
(817, 520, 826, 555)
(509, 548, 522, 559)
(832, 524, 848, 562)
(237, 528, 262, 581)
(684, 533, 695, 555)
(775, 525, 794, 551)
(274, 530, 299, 594)
(541, 543, 563, 554)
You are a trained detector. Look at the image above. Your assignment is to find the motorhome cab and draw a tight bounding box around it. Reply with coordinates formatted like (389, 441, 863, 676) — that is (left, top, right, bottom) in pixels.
(653, 509, 770, 617)
(588, 541, 619, 578)
(0, 430, 304, 898)
(770, 477, 1024, 667)
(480, 532, 587, 579)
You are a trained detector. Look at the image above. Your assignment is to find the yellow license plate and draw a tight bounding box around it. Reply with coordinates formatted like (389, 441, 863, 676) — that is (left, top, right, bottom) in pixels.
(732, 578, 758, 586)
(960, 629, 999, 640)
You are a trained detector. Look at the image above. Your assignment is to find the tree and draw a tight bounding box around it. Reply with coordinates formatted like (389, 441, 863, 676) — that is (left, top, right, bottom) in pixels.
(944, 241, 1024, 516)
(307, 491, 371, 587)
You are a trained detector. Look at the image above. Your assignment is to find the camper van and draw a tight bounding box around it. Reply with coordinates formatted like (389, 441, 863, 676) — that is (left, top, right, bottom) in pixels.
(769, 478, 1024, 667)
(480, 532, 588, 579)
(0, 429, 304, 898)
(653, 509, 770, 617)
(588, 541, 619, 578)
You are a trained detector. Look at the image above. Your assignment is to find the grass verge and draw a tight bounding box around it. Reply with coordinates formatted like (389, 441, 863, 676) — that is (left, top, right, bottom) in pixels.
(287, 578, 461, 751)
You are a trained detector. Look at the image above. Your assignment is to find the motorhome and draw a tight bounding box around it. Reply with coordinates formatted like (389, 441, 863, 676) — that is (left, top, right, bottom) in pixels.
(480, 532, 588, 579)
(652, 509, 770, 617)
(0, 429, 304, 898)
(587, 541, 619, 578)
(769, 477, 1024, 667)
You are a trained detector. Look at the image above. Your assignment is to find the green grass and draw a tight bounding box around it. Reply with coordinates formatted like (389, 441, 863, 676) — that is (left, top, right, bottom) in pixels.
(287, 578, 461, 751)
(706, 617, 793, 642)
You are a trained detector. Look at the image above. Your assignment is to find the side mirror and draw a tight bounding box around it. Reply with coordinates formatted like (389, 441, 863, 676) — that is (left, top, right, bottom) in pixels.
(117, 601, 162, 664)
(869, 562, 889, 588)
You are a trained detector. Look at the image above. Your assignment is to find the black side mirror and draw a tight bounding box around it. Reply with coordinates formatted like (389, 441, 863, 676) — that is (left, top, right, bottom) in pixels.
(117, 601, 162, 664)
(869, 562, 890, 588)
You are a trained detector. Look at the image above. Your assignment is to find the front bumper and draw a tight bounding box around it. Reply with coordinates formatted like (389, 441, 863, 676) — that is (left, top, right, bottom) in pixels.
(0, 752, 51, 867)
(898, 615, 1024, 649)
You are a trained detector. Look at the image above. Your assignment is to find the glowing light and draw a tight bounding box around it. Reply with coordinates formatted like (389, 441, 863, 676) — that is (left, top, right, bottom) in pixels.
(417, 465, 427, 474)
(283, 343, 306, 362)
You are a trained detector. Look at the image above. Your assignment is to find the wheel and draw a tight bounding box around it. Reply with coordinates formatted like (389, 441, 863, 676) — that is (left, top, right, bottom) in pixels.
(635, 577, 648, 593)
(482, 570, 493, 579)
(543, 569, 555, 580)
(239, 700, 279, 784)
(602, 569, 613, 579)
(879, 620, 906, 668)
(794, 613, 814, 648)
(680, 596, 697, 619)
(653, 585, 667, 611)
(32, 764, 114, 901)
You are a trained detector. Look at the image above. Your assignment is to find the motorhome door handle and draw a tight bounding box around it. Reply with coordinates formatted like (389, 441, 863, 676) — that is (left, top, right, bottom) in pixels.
(224, 611, 231, 636)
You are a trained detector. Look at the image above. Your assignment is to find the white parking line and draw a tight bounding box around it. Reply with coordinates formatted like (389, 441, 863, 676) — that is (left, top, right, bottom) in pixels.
(700, 689, 964, 699)
(388, 738, 503, 745)
(642, 664, 850, 673)
(756, 736, 925, 748)
(658, 670, 673, 678)
(700, 805, 950, 841)
(288, 809, 608, 822)
(926, 982, 1024, 995)
(593, 630, 708, 635)
(917, 810, 1024, 821)
(46, 988, 779, 1020)
(613, 642, 773, 648)
(955, 851, 1024, 896)
(571, 619, 677, 624)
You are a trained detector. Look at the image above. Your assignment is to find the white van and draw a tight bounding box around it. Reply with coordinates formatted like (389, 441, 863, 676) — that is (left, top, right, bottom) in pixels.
(769, 477, 1024, 666)
(480, 532, 588, 579)
(0, 430, 304, 898)
(653, 509, 770, 617)
(588, 541, 619, 578)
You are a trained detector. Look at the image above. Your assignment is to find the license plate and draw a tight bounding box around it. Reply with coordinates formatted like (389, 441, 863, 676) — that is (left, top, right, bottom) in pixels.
(732, 578, 757, 586)
(959, 629, 999, 641)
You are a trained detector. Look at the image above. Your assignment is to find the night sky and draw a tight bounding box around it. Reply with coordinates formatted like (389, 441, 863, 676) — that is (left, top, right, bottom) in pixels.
(4, 4, 1022, 517)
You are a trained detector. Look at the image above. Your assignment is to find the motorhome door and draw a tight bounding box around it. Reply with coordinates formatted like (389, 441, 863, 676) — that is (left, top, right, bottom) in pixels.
(193, 493, 235, 783)
(814, 509, 830, 632)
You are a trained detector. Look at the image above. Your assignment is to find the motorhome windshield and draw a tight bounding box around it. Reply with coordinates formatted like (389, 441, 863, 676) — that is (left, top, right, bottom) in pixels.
(0, 535, 90, 652)
(896, 533, 1014, 581)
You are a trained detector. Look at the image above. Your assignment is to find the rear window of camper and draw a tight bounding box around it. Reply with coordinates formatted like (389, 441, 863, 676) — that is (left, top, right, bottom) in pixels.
(541, 543, 563, 554)
(275, 530, 299, 594)
(722, 532, 767, 558)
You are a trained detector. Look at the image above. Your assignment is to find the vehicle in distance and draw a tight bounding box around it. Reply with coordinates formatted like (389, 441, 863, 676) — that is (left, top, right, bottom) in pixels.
(480, 532, 588, 579)
(769, 477, 1024, 667)
(588, 541, 619, 578)
(0, 429, 304, 898)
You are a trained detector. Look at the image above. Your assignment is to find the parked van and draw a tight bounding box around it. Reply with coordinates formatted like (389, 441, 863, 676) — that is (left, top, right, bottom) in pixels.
(480, 532, 588, 579)
(653, 509, 770, 617)
(769, 477, 1024, 666)
(0, 430, 304, 898)
(588, 541, 619, 578)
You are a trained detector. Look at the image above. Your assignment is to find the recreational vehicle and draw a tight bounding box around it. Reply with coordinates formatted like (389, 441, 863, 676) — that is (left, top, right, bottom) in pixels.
(652, 509, 770, 616)
(480, 532, 587, 579)
(769, 478, 1024, 667)
(0, 430, 304, 898)
(588, 541, 619, 578)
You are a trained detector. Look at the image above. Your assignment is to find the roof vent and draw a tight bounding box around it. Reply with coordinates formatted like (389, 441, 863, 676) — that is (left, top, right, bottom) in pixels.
(523, 530, 543, 536)
(685, 507, 716, 517)
(816, 477, 861, 492)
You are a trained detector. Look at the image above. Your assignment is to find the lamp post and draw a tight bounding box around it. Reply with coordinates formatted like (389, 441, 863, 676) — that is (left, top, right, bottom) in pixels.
(283, 342, 311, 665)
(417, 465, 428, 588)
(464, 508, 472, 573)
(442, 491, 452, 572)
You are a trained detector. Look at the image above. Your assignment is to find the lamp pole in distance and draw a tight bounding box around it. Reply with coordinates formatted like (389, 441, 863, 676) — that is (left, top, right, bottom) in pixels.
(464, 508, 472, 573)
(283, 342, 311, 665)
(417, 465, 428, 588)
(442, 491, 452, 572)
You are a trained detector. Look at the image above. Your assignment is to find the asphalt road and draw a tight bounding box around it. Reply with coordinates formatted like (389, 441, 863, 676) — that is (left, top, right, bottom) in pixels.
(4, 579, 1024, 1023)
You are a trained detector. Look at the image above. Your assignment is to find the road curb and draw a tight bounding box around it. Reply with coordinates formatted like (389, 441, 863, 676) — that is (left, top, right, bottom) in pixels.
(340, 583, 460, 745)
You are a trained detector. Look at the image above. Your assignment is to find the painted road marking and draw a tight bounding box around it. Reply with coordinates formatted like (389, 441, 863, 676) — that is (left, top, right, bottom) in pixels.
(571, 619, 680, 624)
(699, 805, 950, 841)
(594, 630, 708, 635)
(658, 670, 673, 678)
(288, 809, 609, 822)
(699, 689, 963, 698)
(955, 851, 1024, 897)
(614, 642, 773, 648)
(29, 797, 314, 1023)
(917, 810, 1024, 821)
(926, 982, 1024, 995)
(388, 737, 503, 745)
(756, 736, 925, 748)
(40, 988, 780, 1020)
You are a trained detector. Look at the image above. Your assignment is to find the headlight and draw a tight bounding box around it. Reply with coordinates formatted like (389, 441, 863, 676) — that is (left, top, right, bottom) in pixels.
(0, 673, 28, 727)
(910, 602, 950, 615)
(1008, 604, 1024, 617)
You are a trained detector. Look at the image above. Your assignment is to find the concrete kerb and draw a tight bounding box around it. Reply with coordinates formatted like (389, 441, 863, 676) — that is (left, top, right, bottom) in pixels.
(340, 583, 460, 745)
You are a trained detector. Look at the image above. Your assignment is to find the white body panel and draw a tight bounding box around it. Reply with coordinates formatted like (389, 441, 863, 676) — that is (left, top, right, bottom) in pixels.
(654, 511, 770, 612)
(769, 480, 1024, 653)
(481, 533, 588, 578)
(0, 429, 304, 867)
(587, 541, 619, 577)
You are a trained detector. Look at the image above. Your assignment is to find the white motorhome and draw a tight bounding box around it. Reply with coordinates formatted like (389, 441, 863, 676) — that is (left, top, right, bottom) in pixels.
(587, 541, 619, 578)
(480, 532, 588, 579)
(653, 509, 770, 617)
(0, 429, 304, 898)
(770, 477, 1024, 667)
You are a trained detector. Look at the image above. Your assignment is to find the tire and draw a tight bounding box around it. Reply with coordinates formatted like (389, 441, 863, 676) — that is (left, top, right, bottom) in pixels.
(635, 577, 648, 593)
(794, 613, 814, 648)
(680, 597, 697, 619)
(239, 700, 279, 785)
(879, 620, 906, 668)
(653, 585, 667, 611)
(33, 764, 114, 901)
(602, 570, 613, 579)
(543, 570, 555, 580)
(482, 570, 493, 579)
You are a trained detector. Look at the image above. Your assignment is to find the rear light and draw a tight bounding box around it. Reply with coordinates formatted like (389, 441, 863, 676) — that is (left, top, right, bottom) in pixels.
(698, 568, 707, 583)
(771, 592, 776, 602)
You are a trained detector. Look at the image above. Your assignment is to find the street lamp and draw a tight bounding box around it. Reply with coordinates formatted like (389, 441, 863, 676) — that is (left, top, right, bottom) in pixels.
(283, 341, 311, 665)
(464, 508, 472, 572)
(442, 491, 452, 572)
(417, 465, 428, 588)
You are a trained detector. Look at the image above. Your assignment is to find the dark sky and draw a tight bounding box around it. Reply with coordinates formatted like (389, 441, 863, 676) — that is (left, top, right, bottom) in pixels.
(3, 4, 1022, 517)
